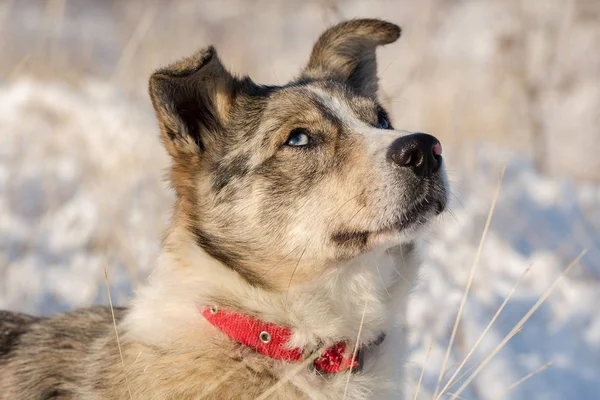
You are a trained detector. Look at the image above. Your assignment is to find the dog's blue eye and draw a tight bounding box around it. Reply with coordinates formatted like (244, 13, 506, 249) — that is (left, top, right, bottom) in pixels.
(286, 129, 311, 147)
(377, 114, 391, 130)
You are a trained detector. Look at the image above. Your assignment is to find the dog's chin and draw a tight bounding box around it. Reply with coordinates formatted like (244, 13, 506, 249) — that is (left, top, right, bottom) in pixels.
(367, 215, 428, 248)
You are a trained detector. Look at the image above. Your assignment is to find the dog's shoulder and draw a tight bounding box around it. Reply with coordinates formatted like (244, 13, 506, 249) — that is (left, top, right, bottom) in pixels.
(0, 310, 40, 362)
(1, 306, 125, 348)
(0, 306, 126, 399)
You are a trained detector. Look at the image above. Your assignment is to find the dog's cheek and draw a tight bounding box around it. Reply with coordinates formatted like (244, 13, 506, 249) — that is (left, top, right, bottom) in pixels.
(330, 145, 377, 221)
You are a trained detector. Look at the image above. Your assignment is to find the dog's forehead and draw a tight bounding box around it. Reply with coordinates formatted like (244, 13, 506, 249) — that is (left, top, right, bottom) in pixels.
(259, 80, 377, 124)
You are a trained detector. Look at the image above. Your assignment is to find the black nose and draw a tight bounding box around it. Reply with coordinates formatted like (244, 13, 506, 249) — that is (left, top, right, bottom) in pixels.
(387, 133, 443, 177)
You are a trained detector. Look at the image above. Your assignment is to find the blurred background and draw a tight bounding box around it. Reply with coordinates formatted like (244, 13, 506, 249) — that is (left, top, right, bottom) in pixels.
(0, 0, 598, 399)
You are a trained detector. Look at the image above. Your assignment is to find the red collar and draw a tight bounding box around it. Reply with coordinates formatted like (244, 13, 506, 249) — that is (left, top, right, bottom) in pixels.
(201, 306, 384, 374)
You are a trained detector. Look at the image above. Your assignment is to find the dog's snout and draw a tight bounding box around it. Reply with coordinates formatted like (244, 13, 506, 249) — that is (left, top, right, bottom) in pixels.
(387, 133, 443, 177)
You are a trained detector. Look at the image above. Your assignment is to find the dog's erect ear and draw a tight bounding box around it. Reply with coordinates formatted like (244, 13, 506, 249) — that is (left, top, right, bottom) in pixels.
(301, 19, 400, 98)
(149, 46, 237, 157)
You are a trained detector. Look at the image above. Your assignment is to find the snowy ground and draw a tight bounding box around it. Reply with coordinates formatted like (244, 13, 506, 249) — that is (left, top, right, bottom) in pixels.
(409, 149, 600, 399)
(1, 79, 599, 399)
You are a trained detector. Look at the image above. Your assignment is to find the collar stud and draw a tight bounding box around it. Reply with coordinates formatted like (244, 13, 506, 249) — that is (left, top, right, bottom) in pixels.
(259, 331, 272, 344)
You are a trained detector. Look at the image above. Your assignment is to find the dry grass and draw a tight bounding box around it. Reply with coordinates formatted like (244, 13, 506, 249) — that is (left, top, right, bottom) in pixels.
(104, 268, 134, 400)
(443, 249, 587, 400)
(436, 263, 532, 398)
(344, 292, 371, 399)
(433, 166, 506, 398)
(413, 342, 433, 400)
(489, 361, 553, 400)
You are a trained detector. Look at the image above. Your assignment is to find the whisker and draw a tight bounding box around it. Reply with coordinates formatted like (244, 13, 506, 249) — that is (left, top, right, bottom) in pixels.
(285, 242, 309, 304)
(390, 243, 412, 286)
(451, 191, 466, 210)
(444, 208, 459, 223)
(258, 244, 302, 279)
(326, 193, 363, 225)
(347, 204, 368, 227)
(376, 261, 392, 298)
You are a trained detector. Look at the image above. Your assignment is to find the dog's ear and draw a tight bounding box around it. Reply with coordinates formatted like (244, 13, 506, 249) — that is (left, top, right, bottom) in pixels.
(301, 19, 400, 98)
(149, 46, 237, 158)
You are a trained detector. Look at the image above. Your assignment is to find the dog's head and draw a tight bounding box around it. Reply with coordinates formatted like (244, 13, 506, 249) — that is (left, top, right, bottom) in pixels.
(149, 19, 448, 289)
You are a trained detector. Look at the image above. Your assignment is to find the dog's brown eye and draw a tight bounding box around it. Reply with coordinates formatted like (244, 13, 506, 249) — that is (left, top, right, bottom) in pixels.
(286, 128, 311, 147)
(377, 113, 392, 130)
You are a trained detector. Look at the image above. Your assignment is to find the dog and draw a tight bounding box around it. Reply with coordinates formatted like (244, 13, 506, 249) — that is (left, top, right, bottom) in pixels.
(0, 19, 447, 399)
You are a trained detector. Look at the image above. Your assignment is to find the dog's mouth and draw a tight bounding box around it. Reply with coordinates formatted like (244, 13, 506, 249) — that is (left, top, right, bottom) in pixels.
(374, 196, 446, 237)
(331, 195, 447, 250)
(389, 196, 446, 230)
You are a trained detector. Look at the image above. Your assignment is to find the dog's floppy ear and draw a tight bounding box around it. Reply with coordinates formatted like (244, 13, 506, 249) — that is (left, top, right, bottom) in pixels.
(149, 46, 237, 158)
(301, 19, 400, 98)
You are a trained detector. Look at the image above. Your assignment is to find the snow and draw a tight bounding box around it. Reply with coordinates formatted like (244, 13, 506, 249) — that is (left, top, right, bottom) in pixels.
(1, 79, 599, 399)
(0, 79, 171, 314)
(409, 149, 600, 399)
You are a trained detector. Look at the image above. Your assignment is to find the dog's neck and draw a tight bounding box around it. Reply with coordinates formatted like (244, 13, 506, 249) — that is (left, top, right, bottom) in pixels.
(125, 228, 420, 351)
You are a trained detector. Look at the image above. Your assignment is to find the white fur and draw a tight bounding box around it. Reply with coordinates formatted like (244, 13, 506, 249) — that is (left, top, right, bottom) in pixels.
(125, 224, 422, 399)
